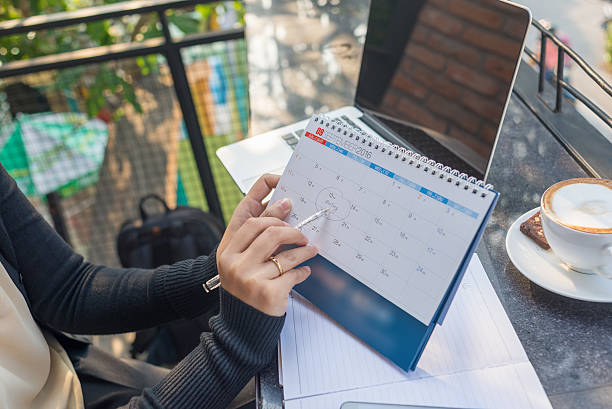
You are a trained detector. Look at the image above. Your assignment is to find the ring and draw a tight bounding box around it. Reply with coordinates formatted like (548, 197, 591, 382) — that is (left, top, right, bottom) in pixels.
(268, 256, 284, 276)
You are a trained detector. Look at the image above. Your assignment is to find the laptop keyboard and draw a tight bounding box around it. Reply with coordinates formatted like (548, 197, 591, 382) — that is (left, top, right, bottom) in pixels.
(281, 133, 300, 149)
(281, 115, 480, 179)
(376, 116, 482, 179)
(339, 115, 363, 132)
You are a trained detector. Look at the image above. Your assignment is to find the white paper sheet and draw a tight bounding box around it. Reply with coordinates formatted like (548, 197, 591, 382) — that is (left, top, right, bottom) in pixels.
(279, 254, 552, 409)
(283, 362, 551, 409)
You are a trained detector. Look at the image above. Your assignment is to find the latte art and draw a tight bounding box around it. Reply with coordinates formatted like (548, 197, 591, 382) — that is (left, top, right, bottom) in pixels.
(579, 200, 609, 216)
(542, 178, 612, 234)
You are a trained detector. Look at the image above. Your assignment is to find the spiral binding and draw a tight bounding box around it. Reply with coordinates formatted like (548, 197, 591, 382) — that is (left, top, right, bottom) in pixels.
(316, 115, 494, 198)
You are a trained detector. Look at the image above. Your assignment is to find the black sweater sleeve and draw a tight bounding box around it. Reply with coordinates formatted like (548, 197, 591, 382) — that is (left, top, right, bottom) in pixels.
(0, 164, 217, 334)
(126, 289, 285, 409)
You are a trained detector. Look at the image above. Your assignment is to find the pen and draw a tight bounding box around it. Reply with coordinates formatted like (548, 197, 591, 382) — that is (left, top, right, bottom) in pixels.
(203, 207, 331, 293)
(295, 207, 331, 229)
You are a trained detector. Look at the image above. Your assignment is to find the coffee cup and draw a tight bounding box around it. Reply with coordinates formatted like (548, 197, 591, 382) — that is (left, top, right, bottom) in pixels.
(540, 178, 612, 279)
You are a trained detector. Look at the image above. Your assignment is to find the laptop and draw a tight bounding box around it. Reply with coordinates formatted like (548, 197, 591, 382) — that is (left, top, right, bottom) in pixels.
(218, 0, 531, 194)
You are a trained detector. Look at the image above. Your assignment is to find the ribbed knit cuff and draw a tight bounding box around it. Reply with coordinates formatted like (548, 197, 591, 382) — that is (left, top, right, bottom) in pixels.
(213, 288, 286, 365)
(149, 288, 285, 409)
(152, 247, 218, 319)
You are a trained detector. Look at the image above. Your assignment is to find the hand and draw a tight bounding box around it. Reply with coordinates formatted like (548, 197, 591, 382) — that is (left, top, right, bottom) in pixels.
(216, 175, 318, 316)
(217, 174, 288, 255)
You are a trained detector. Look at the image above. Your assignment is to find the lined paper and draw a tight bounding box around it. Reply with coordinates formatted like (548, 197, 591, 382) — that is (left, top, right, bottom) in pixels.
(279, 254, 552, 409)
(283, 363, 551, 409)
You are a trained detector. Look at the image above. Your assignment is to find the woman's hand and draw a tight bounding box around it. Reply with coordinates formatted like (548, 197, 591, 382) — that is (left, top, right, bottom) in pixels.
(216, 174, 318, 316)
(217, 174, 287, 255)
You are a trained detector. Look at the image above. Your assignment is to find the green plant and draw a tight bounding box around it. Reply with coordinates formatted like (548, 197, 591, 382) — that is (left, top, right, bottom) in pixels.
(0, 0, 245, 119)
(606, 21, 612, 66)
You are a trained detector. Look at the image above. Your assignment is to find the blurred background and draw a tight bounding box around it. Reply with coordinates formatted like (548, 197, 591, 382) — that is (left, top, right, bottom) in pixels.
(0, 0, 251, 357)
(245, 0, 612, 142)
(519, 0, 612, 141)
(0, 0, 247, 268)
(1, 0, 609, 273)
(0, 0, 610, 358)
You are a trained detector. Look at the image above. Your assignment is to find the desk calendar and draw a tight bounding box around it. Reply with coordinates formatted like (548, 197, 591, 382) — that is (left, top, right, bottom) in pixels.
(268, 115, 498, 371)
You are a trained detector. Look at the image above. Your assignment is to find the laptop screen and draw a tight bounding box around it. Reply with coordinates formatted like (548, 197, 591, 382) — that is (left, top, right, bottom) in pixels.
(355, 0, 530, 176)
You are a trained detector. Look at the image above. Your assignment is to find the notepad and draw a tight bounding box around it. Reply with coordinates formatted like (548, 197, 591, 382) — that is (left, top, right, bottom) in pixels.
(268, 115, 499, 370)
(279, 254, 552, 409)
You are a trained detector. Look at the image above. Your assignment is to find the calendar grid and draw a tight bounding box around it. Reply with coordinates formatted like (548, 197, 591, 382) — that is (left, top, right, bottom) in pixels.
(281, 161, 462, 318)
(288, 149, 470, 247)
(270, 117, 494, 325)
(293, 150, 440, 232)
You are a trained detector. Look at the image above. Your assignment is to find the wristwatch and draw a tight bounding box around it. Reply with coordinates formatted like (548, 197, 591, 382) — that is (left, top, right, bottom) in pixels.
(203, 274, 221, 293)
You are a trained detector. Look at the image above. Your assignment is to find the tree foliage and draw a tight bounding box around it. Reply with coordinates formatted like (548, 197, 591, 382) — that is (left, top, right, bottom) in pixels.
(0, 0, 245, 119)
(606, 20, 612, 68)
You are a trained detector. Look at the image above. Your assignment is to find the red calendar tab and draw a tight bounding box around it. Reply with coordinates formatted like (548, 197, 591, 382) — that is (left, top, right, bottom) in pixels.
(305, 131, 327, 145)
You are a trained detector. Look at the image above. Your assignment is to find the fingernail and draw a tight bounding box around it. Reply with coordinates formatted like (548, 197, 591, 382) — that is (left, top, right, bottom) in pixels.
(280, 198, 292, 211)
(311, 245, 318, 253)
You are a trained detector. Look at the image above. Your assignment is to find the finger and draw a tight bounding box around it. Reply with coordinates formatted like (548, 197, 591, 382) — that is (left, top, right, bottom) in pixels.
(246, 226, 308, 261)
(260, 245, 318, 279)
(226, 217, 288, 254)
(246, 174, 281, 203)
(223, 196, 290, 252)
(261, 198, 292, 220)
(222, 196, 264, 241)
(272, 266, 312, 293)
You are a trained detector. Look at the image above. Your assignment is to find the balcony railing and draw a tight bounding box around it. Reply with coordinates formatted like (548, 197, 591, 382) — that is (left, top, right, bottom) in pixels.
(524, 19, 612, 126)
(517, 19, 612, 179)
(0, 0, 246, 264)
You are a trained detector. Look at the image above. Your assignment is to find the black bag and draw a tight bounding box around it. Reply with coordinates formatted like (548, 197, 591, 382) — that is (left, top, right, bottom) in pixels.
(116, 194, 224, 366)
(117, 194, 223, 269)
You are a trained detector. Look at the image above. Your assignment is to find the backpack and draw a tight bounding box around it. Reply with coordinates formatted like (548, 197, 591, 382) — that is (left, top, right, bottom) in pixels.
(116, 194, 224, 365)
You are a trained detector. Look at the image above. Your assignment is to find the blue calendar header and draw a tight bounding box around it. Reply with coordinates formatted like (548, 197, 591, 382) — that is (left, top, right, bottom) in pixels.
(322, 140, 479, 219)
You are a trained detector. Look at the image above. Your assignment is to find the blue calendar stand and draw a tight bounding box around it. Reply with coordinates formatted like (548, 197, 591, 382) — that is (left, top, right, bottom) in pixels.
(295, 191, 498, 372)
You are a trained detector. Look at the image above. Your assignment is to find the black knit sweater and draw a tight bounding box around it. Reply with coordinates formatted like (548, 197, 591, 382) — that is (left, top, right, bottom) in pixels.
(0, 164, 284, 408)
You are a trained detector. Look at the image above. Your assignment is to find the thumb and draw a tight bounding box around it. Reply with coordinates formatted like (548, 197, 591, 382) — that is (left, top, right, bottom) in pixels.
(273, 265, 311, 292)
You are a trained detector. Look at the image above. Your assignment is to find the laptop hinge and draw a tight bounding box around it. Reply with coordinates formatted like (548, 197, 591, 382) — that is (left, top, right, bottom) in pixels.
(358, 108, 420, 153)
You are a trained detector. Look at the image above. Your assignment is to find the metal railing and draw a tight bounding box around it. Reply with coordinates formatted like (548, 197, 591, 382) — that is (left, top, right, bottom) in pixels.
(523, 19, 612, 129)
(0, 0, 239, 242)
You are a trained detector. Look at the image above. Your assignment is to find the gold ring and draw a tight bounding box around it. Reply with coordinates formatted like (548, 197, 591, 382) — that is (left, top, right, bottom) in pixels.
(268, 256, 284, 276)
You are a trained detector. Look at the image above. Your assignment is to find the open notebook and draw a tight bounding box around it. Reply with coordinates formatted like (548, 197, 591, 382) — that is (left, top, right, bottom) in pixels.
(279, 254, 553, 409)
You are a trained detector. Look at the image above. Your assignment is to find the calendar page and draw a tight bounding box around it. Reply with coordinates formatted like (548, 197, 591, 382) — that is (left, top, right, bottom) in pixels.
(269, 116, 496, 325)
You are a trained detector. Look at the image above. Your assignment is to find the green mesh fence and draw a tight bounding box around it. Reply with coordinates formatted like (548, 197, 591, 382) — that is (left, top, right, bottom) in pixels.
(0, 39, 248, 266)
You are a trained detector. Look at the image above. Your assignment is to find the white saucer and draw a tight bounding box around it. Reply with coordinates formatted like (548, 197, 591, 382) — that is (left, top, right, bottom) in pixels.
(506, 207, 612, 302)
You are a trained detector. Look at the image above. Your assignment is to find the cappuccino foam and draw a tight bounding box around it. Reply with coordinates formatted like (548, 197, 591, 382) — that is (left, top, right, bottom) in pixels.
(547, 180, 612, 233)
